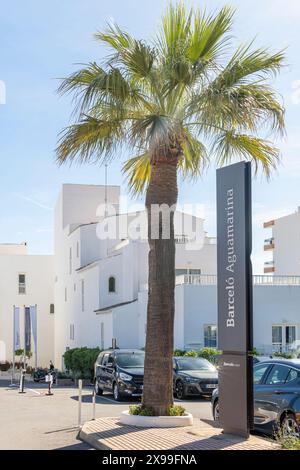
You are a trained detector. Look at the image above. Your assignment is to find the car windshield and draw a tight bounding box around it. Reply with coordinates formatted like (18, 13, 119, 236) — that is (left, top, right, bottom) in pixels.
(116, 353, 145, 368)
(176, 357, 216, 371)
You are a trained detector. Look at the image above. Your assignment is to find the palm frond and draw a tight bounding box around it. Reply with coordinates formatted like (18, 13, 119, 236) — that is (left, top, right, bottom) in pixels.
(57, 3, 285, 193)
(187, 82, 285, 136)
(122, 153, 151, 194)
(58, 63, 139, 115)
(213, 43, 286, 88)
(158, 2, 192, 57)
(95, 22, 133, 51)
(179, 130, 208, 179)
(212, 131, 280, 176)
(187, 5, 234, 64)
(56, 115, 124, 165)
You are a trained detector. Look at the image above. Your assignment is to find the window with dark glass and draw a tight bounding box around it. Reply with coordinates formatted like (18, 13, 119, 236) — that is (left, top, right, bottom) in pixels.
(108, 276, 116, 293)
(18, 274, 26, 294)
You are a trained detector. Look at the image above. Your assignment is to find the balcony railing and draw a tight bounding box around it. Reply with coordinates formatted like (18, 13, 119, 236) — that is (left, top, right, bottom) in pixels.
(140, 274, 300, 291)
(175, 274, 300, 286)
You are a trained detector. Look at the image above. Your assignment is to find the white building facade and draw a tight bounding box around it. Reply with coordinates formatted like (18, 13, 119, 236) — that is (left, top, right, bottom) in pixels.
(264, 207, 300, 275)
(54, 184, 300, 367)
(53, 184, 217, 367)
(0, 243, 54, 367)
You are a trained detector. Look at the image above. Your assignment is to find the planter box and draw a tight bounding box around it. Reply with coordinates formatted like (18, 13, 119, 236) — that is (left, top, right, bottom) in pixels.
(120, 410, 193, 428)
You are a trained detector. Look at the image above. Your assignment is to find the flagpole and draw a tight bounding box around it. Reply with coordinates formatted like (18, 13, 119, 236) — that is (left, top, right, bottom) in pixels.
(12, 305, 15, 384)
(35, 304, 38, 369)
(23, 305, 26, 371)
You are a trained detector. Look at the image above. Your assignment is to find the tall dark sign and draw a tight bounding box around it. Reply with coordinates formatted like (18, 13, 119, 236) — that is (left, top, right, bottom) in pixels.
(216, 162, 253, 437)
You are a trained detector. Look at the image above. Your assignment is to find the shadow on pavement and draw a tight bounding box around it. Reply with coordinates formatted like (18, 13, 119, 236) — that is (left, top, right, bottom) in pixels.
(70, 393, 137, 405)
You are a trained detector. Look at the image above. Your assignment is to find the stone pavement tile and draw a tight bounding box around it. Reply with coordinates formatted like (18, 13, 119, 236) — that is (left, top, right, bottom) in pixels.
(80, 417, 280, 451)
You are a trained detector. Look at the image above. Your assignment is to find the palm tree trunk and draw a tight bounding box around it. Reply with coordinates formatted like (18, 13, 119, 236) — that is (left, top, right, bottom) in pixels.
(143, 158, 178, 416)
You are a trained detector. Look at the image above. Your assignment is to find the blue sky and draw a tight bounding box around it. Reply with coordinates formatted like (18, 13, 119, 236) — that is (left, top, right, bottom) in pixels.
(1, 0, 299, 273)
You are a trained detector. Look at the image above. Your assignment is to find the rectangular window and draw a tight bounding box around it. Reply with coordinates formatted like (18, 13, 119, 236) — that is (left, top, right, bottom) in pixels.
(18, 274, 26, 294)
(65, 287, 67, 302)
(76, 241, 79, 258)
(100, 322, 104, 350)
(204, 325, 217, 348)
(70, 324, 74, 341)
(81, 279, 85, 312)
(50, 304, 55, 314)
(69, 247, 72, 274)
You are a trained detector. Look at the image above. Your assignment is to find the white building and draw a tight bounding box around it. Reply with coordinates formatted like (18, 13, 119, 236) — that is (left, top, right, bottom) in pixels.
(54, 184, 300, 367)
(263, 207, 300, 275)
(0, 243, 54, 367)
(53, 184, 217, 367)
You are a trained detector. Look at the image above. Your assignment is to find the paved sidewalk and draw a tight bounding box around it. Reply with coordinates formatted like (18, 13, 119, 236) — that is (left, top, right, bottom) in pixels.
(80, 417, 280, 450)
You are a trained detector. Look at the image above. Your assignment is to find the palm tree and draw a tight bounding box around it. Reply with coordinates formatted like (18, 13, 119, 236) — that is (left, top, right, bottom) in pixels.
(57, 3, 285, 415)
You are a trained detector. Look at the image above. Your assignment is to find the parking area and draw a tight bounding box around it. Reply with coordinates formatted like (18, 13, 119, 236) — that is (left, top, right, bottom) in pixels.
(0, 378, 213, 450)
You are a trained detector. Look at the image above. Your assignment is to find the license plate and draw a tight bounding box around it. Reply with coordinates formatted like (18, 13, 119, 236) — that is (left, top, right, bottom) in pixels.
(205, 384, 217, 389)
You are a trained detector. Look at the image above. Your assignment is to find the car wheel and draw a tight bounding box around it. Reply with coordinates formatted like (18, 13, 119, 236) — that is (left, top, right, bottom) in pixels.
(281, 413, 299, 437)
(95, 380, 103, 396)
(176, 380, 186, 400)
(213, 400, 220, 422)
(113, 382, 122, 401)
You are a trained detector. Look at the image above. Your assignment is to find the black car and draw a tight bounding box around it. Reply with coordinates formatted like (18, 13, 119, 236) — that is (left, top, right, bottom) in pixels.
(94, 349, 144, 400)
(211, 359, 300, 435)
(173, 356, 218, 399)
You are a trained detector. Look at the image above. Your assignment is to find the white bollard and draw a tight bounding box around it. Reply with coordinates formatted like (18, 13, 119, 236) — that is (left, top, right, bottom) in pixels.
(78, 379, 82, 427)
(92, 387, 96, 420)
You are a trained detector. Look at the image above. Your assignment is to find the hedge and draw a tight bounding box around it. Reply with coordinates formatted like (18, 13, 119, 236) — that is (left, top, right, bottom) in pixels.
(63, 347, 101, 380)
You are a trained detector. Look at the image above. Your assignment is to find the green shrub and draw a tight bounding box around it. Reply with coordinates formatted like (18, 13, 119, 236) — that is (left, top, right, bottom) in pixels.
(15, 349, 24, 357)
(279, 435, 300, 450)
(129, 405, 154, 416)
(275, 424, 300, 450)
(273, 351, 294, 359)
(63, 347, 101, 380)
(129, 405, 142, 415)
(184, 350, 198, 357)
(173, 349, 185, 356)
(168, 405, 185, 416)
(251, 347, 260, 357)
(197, 347, 219, 360)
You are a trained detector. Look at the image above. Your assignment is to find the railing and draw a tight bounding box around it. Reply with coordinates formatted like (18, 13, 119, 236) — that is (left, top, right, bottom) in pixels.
(140, 274, 300, 290)
(205, 237, 217, 245)
(176, 274, 300, 286)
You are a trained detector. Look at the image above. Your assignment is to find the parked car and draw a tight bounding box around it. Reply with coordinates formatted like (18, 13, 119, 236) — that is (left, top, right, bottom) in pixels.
(173, 356, 218, 399)
(94, 349, 144, 400)
(211, 359, 300, 436)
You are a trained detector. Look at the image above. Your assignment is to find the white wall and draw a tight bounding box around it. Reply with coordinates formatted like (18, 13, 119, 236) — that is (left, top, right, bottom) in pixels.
(0, 254, 54, 367)
(108, 282, 300, 355)
(272, 209, 300, 275)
